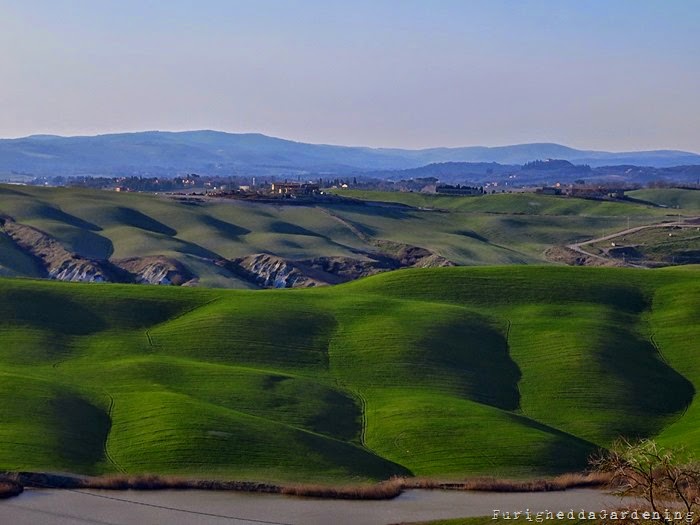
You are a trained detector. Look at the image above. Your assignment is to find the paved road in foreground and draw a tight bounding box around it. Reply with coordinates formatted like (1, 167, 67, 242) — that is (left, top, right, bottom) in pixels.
(0, 488, 632, 525)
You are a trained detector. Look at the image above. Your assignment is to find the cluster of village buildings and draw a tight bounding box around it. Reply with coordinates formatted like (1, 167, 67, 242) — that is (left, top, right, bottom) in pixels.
(109, 174, 630, 203)
(535, 184, 628, 199)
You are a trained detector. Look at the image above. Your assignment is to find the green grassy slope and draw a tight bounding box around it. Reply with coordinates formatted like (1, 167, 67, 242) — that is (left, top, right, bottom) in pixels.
(0, 266, 697, 481)
(325, 191, 679, 264)
(325, 205, 660, 265)
(337, 189, 673, 216)
(629, 188, 700, 211)
(0, 185, 370, 287)
(1, 185, 691, 285)
(649, 280, 700, 448)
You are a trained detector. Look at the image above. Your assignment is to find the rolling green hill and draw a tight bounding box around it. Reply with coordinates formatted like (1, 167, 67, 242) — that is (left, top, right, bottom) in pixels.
(628, 188, 700, 211)
(0, 266, 697, 481)
(336, 189, 671, 216)
(1, 185, 687, 285)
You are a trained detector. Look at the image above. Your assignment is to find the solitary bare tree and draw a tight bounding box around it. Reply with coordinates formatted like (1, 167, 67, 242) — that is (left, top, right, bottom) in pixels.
(591, 438, 700, 524)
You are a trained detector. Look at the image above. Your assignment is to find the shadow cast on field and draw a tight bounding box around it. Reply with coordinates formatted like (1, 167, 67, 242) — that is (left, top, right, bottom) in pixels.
(0, 289, 107, 335)
(269, 221, 323, 237)
(418, 315, 521, 411)
(453, 229, 490, 243)
(601, 330, 695, 432)
(50, 394, 111, 470)
(505, 411, 599, 472)
(170, 238, 221, 259)
(199, 215, 251, 238)
(113, 207, 177, 236)
(0, 186, 30, 197)
(34, 203, 102, 231)
(67, 229, 114, 260)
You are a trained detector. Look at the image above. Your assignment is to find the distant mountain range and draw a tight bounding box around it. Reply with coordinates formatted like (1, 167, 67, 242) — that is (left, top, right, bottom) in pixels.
(0, 130, 698, 177)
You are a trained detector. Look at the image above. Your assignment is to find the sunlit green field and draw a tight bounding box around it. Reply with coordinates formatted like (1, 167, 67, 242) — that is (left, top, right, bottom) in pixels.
(336, 189, 677, 215)
(628, 188, 700, 211)
(0, 266, 697, 482)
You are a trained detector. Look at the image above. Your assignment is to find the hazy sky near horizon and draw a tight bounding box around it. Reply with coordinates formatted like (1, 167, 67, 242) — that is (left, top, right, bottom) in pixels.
(1, 1, 699, 152)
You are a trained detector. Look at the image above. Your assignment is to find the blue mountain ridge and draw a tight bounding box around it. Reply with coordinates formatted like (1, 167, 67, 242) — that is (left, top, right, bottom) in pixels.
(1, 130, 698, 176)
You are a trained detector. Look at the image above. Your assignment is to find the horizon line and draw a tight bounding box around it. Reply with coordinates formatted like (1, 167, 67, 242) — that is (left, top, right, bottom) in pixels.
(1, 128, 698, 156)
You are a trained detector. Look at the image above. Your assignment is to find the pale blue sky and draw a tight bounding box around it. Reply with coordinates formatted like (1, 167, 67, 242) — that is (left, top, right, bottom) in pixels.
(1, 1, 698, 151)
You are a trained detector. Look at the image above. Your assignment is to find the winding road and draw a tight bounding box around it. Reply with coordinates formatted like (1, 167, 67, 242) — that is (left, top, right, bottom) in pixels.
(566, 217, 700, 265)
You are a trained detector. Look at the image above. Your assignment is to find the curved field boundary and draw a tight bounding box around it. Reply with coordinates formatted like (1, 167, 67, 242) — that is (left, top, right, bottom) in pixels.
(144, 297, 221, 348)
(102, 391, 126, 474)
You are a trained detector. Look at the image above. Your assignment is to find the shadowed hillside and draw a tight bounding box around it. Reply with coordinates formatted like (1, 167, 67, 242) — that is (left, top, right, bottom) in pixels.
(1, 184, 690, 287)
(0, 266, 697, 481)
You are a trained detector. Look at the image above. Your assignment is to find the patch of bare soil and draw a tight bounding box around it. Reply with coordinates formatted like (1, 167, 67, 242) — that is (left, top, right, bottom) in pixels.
(545, 246, 622, 267)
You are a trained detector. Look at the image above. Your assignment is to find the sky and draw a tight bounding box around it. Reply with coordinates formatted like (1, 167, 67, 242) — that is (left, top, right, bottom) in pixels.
(1, 0, 698, 152)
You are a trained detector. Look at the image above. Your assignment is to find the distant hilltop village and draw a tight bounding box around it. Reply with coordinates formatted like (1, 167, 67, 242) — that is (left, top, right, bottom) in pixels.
(9, 168, 691, 207)
(118, 176, 635, 204)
